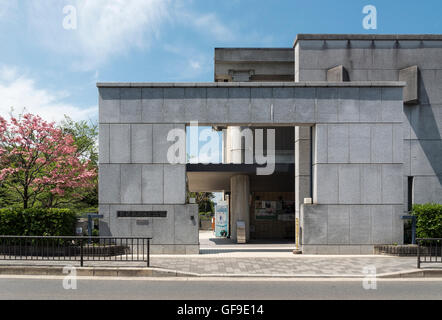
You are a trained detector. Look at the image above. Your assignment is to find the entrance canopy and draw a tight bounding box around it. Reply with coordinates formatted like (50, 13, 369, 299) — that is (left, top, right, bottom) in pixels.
(187, 163, 294, 192)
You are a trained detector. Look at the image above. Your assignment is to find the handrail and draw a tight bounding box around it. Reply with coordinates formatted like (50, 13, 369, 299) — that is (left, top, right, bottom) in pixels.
(0, 235, 152, 239)
(416, 238, 442, 269)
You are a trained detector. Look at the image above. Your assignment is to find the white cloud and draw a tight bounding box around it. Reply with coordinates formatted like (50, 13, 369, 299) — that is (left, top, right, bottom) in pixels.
(27, 0, 171, 71)
(0, 66, 96, 122)
(0, 66, 18, 82)
(175, 8, 236, 42)
(24, 0, 236, 71)
(162, 43, 212, 80)
(189, 60, 201, 70)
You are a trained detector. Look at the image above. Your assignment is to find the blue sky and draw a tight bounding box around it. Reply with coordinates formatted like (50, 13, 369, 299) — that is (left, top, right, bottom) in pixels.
(0, 0, 441, 122)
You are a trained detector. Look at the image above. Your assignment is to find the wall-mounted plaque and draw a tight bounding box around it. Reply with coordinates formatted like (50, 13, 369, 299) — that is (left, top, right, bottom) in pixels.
(117, 211, 167, 218)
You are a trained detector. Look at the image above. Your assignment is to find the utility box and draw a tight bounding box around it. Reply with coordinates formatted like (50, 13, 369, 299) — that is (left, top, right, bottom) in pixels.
(236, 220, 246, 244)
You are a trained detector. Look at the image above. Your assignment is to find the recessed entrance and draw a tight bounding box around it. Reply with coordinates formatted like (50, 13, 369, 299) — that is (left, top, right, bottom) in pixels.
(186, 125, 307, 250)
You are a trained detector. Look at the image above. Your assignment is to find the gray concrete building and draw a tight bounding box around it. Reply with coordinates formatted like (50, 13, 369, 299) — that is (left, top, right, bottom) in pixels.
(98, 34, 442, 254)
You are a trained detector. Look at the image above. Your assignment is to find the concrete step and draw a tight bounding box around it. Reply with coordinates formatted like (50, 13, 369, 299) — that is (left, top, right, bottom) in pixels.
(200, 248, 295, 254)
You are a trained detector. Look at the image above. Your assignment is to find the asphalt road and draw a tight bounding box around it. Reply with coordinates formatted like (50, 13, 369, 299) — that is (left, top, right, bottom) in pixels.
(0, 276, 441, 300)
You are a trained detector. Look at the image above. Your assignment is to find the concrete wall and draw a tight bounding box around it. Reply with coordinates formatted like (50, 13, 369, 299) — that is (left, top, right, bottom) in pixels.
(98, 87, 199, 254)
(98, 121, 186, 205)
(295, 126, 311, 247)
(295, 36, 442, 209)
(301, 203, 403, 254)
(215, 48, 294, 82)
(98, 83, 404, 126)
(99, 204, 199, 254)
(302, 87, 404, 254)
(305, 121, 404, 253)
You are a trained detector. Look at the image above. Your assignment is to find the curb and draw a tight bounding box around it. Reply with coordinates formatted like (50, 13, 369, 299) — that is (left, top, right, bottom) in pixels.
(0, 265, 440, 278)
(0, 266, 197, 278)
(377, 269, 442, 278)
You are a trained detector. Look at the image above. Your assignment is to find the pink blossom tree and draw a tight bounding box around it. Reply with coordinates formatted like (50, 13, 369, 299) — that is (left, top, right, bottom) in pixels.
(0, 113, 96, 209)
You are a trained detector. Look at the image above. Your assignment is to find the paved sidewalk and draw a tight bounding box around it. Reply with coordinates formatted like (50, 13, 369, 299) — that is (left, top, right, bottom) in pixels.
(1, 232, 437, 277)
(151, 255, 420, 276)
(198, 230, 296, 251)
(0, 253, 427, 277)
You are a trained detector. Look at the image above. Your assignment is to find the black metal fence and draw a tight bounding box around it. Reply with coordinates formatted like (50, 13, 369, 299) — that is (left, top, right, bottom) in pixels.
(417, 238, 442, 268)
(0, 236, 151, 267)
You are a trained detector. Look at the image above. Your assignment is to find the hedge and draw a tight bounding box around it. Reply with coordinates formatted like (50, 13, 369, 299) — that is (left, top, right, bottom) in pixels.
(199, 212, 213, 221)
(412, 203, 442, 238)
(0, 208, 77, 236)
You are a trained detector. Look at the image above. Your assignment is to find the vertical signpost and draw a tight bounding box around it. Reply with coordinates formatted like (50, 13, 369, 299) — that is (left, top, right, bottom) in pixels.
(293, 217, 302, 254)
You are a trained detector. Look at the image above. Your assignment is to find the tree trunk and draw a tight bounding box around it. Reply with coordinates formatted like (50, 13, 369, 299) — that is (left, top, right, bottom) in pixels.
(23, 186, 28, 209)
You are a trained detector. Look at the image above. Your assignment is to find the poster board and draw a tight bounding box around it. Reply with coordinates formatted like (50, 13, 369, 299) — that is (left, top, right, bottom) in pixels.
(215, 201, 229, 237)
(254, 200, 295, 221)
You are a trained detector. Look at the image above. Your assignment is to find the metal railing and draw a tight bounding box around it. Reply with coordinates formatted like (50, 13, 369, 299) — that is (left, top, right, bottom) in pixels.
(0, 236, 151, 267)
(417, 238, 442, 268)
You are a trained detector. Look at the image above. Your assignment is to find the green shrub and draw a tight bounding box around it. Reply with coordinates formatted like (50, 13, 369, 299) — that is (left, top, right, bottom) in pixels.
(199, 212, 213, 221)
(412, 203, 442, 238)
(0, 208, 77, 236)
(75, 207, 98, 216)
